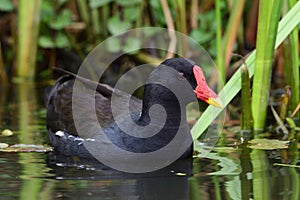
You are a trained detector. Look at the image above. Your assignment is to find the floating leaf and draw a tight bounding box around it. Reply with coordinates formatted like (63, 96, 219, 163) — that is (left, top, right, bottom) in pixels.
(0, 144, 53, 152)
(248, 139, 289, 150)
(0, 143, 9, 149)
(1, 129, 13, 136)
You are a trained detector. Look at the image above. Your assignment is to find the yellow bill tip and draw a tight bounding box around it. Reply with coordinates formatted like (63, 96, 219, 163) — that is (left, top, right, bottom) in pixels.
(206, 96, 224, 108)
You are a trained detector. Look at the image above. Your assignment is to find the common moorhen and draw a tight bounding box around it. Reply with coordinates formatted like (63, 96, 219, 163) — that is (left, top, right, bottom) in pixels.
(45, 58, 222, 162)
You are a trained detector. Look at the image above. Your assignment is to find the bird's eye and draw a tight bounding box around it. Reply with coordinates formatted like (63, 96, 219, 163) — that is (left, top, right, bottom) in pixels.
(177, 72, 185, 80)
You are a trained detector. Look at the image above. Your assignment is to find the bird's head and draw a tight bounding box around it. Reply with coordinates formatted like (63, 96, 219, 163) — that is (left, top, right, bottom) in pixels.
(157, 58, 223, 108)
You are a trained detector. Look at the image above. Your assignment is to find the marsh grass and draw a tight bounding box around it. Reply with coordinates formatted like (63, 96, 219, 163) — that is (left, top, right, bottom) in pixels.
(16, 0, 41, 80)
(192, 1, 300, 139)
(283, 0, 300, 121)
(251, 0, 283, 131)
(241, 65, 252, 131)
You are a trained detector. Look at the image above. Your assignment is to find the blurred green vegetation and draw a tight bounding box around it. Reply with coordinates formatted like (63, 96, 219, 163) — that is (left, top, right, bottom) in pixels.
(0, 0, 247, 81)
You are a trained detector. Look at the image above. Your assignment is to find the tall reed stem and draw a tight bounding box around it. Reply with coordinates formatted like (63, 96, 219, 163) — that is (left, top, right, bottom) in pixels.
(17, 0, 41, 80)
(241, 65, 252, 131)
(283, 0, 299, 120)
(251, 0, 283, 131)
(0, 42, 8, 83)
(215, 0, 225, 88)
(223, 0, 245, 67)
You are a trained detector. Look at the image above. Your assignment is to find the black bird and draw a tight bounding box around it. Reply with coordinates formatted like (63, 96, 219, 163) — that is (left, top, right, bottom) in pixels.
(45, 58, 223, 162)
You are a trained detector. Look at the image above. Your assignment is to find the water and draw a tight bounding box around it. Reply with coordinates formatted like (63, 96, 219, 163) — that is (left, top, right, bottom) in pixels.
(0, 83, 299, 200)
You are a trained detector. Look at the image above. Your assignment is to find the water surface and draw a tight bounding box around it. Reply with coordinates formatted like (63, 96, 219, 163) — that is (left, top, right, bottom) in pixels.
(0, 83, 299, 199)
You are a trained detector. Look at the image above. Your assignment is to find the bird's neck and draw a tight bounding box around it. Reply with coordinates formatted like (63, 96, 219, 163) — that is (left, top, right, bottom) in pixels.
(139, 90, 187, 128)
